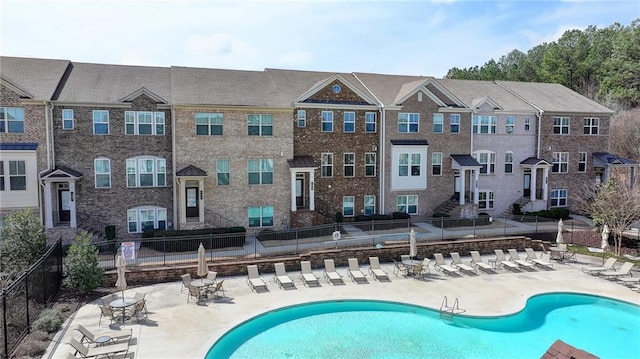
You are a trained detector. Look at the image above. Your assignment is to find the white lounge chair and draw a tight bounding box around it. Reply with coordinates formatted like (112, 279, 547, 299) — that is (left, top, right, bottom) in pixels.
(616, 276, 640, 287)
(524, 248, 553, 269)
(601, 262, 634, 280)
(75, 324, 132, 345)
(508, 249, 536, 270)
(68, 337, 129, 359)
(433, 253, 460, 275)
(493, 250, 520, 271)
(246, 265, 268, 292)
(347, 258, 368, 283)
(582, 257, 617, 275)
(273, 262, 295, 289)
(450, 252, 477, 275)
(368, 257, 389, 281)
(470, 251, 494, 272)
(300, 261, 320, 286)
(323, 259, 344, 285)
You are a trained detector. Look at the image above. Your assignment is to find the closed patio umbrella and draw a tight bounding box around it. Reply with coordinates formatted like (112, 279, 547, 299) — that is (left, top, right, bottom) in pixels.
(601, 224, 610, 265)
(409, 228, 417, 259)
(115, 254, 127, 299)
(555, 219, 564, 244)
(197, 243, 209, 278)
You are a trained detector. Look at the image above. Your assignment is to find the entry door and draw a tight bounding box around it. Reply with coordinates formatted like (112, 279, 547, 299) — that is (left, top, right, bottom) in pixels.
(453, 176, 461, 201)
(523, 174, 531, 197)
(59, 190, 71, 222)
(296, 179, 304, 208)
(186, 187, 199, 218)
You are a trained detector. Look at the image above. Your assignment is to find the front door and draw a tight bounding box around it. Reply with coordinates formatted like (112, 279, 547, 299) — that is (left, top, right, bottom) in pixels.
(186, 186, 199, 218)
(296, 179, 304, 208)
(59, 190, 71, 222)
(453, 175, 461, 201)
(523, 174, 531, 197)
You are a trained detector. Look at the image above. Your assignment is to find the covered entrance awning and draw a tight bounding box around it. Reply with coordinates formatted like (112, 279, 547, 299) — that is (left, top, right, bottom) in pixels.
(40, 166, 83, 228)
(592, 152, 638, 187)
(451, 154, 481, 205)
(176, 165, 208, 227)
(520, 157, 552, 202)
(288, 156, 318, 212)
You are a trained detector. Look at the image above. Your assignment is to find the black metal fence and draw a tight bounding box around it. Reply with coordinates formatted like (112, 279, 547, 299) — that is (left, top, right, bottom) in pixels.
(0, 239, 63, 359)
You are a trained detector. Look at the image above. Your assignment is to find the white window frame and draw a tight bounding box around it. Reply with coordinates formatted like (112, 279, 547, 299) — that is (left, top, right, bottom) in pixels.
(62, 109, 74, 130)
(126, 157, 166, 187)
(342, 196, 355, 217)
(365, 112, 376, 133)
(127, 206, 167, 233)
(578, 152, 587, 172)
(450, 114, 460, 133)
(8, 160, 26, 191)
(125, 111, 165, 135)
(474, 151, 496, 174)
(343, 153, 355, 177)
(297, 110, 306, 128)
(343, 112, 355, 133)
(365, 153, 376, 177)
(396, 195, 418, 215)
(478, 191, 494, 209)
(433, 113, 443, 133)
(399, 153, 421, 177)
(364, 195, 375, 215)
(505, 116, 515, 134)
(552, 152, 569, 173)
(196, 113, 223, 135)
(553, 117, 570, 134)
(321, 153, 333, 178)
(472, 115, 497, 134)
(524, 117, 531, 131)
(583, 118, 599, 135)
(550, 189, 568, 207)
(94, 158, 111, 188)
(432, 152, 443, 176)
(92, 110, 109, 135)
(217, 159, 230, 185)
(321, 111, 333, 132)
(247, 159, 274, 185)
(0, 161, 4, 191)
(398, 113, 419, 133)
(505, 152, 514, 174)
(248, 205, 274, 227)
(248, 114, 273, 136)
(0, 107, 25, 133)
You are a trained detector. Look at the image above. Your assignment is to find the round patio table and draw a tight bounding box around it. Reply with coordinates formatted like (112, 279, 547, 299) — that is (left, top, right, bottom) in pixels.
(110, 298, 137, 323)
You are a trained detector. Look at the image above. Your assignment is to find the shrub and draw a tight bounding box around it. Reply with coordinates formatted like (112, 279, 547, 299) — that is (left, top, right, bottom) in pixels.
(354, 214, 393, 221)
(334, 212, 344, 223)
(433, 212, 451, 217)
(32, 308, 63, 333)
(13, 330, 50, 358)
(512, 203, 522, 215)
(64, 231, 104, 292)
(527, 208, 570, 220)
(392, 212, 411, 220)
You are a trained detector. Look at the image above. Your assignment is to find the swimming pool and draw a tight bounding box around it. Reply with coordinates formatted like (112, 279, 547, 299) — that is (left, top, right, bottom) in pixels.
(206, 293, 640, 358)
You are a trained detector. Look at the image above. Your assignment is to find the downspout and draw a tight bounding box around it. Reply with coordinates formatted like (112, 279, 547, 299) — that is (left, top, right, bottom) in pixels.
(171, 105, 178, 230)
(38, 101, 54, 226)
(536, 110, 543, 159)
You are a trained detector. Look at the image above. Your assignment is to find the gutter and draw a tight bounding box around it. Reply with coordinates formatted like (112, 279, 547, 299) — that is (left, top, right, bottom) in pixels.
(171, 105, 178, 230)
(38, 101, 54, 225)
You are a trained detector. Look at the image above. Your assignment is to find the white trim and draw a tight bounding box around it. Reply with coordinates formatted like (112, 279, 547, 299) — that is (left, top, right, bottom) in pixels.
(294, 74, 379, 105)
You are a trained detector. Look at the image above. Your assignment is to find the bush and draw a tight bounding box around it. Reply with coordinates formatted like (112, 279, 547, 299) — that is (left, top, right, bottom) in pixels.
(13, 330, 50, 358)
(354, 214, 393, 221)
(334, 212, 344, 223)
(433, 212, 451, 217)
(527, 208, 570, 220)
(105, 225, 116, 241)
(32, 309, 63, 333)
(512, 203, 522, 215)
(64, 231, 104, 292)
(392, 212, 411, 219)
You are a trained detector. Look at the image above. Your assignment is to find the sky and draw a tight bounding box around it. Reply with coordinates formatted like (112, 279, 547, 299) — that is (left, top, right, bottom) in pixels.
(1, 0, 638, 77)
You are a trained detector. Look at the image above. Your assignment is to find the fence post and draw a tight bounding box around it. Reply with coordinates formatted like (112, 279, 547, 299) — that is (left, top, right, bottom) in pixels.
(503, 216, 507, 236)
(163, 238, 167, 266)
(25, 274, 30, 335)
(570, 222, 574, 244)
(535, 216, 539, 233)
(441, 217, 444, 241)
(473, 217, 476, 238)
(296, 228, 299, 254)
(3, 287, 8, 359)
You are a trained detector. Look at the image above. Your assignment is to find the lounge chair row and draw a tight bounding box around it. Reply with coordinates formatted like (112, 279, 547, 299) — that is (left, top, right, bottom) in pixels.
(68, 324, 132, 358)
(246, 258, 391, 292)
(582, 259, 638, 288)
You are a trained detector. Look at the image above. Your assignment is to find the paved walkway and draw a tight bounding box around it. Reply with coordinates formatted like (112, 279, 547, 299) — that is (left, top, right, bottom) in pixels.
(47, 251, 639, 359)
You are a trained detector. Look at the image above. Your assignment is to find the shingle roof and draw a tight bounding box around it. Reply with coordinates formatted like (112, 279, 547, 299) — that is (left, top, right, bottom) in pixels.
(438, 79, 538, 113)
(56, 62, 170, 103)
(390, 139, 429, 146)
(0, 142, 38, 150)
(496, 81, 614, 114)
(176, 165, 208, 177)
(353, 72, 428, 106)
(288, 156, 317, 168)
(451, 154, 481, 167)
(592, 152, 637, 166)
(0, 56, 70, 100)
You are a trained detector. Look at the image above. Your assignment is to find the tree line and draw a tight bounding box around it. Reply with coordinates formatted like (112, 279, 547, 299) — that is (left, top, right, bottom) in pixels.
(445, 19, 640, 111)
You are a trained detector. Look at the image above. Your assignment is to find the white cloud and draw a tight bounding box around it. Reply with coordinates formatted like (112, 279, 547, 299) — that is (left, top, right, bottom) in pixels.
(183, 33, 255, 69)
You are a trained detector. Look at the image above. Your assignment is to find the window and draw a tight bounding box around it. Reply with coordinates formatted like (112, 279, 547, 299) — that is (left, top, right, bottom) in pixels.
(432, 152, 442, 175)
(343, 112, 355, 133)
(551, 189, 568, 207)
(125, 111, 165, 135)
(321, 111, 333, 132)
(583, 118, 599, 135)
(365, 153, 376, 177)
(398, 113, 419, 133)
(92, 110, 109, 135)
(342, 196, 355, 217)
(450, 114, 460, 133)
(365, 112, 376, 133)
(127, 207, 167, 233)
(396, 195, 418, 214)
(0, 161, 3, 191)
(94, 158, 111, 188)
(248, 114, 273, 136)
(343, 153, 355, 177)
(524, 117, 531, 131)
(505, 152, 514, 174)
(8, 161, 26, 190)
(474, 151, 496, 174)
(0, 107, 25, 133)
(552, 152, 569, 173)
(297, 110, 306, 128)
(399, 153, 421, 176)
(505, 116, 515, 134)
(553, 117, 569, 134)
(248, 206, 274, 227)
(217, 159, 230, 185)
(433, 113, 443, 133)
(196, 113, 223, 135)
(126, 157, 166, 187)
(578, 152, 587, 172)
(364, 195, 375, 215)
(247, 159, 273, 185)
(478, 191, 494, 209)
(62, 109, 74, 130)
(472, 115, 497, 134)
(321, 153, 333, 177)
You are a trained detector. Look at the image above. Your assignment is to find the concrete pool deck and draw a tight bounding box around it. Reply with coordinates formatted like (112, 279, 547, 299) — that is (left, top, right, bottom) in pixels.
(47, 252, 640, 359)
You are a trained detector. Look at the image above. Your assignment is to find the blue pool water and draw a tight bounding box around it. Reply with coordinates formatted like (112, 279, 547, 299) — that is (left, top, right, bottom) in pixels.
(206, 293, 640, 359)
